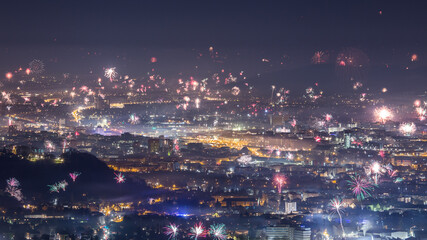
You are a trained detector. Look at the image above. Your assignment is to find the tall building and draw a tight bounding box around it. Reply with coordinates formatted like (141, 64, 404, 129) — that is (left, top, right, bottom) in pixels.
(159, 136, 173, 156)
(94, 96, 110, 110)
(148, 136, 173, 155)
(269, 115, 285, 126)
(284, 202, 297, 214)
(293, 227, 311, 240)
(264, 226, 293, 240)
(344, 130, 352, 149)
(148, 138, 160, 154)
(8, 125, 18, 136)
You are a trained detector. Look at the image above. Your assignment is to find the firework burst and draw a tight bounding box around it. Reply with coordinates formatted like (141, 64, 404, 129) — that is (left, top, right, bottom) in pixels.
(5, 178, 23, 201)
(164, 223, 179, 240)
(312, 51, 328, 64)
(375, 107, 393, 124)
(29, 59, 45, 74)
(324, 113, 333, 122)
(48, 184, 60, 193)
(128, 114, 140, 125)
(58, 180, 68, 191)
(399, 122, 416, 136)
(209, 223, 227, 240)
(347, 174, 374, 201)
(189, 222, 207, 239)
(114, 172, 126, 183)
(104, 67, 117, 80)
(368, 162, 383, 185)
(7, 177, 20, 187)
(69, 172, 81, 182)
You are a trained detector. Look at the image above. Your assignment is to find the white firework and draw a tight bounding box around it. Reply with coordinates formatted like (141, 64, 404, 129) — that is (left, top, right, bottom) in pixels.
(104, 67, 117, 80)
(399, 122, 416, 136)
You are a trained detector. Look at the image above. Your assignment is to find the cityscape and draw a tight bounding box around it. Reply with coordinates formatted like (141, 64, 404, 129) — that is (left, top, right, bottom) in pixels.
(0, 1, 426, 240)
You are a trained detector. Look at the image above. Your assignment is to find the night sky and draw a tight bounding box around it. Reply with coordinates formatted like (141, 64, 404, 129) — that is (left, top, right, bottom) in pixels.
(0, 0, 426, 93)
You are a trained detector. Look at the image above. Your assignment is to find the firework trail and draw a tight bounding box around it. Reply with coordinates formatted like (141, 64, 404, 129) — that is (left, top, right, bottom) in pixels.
(329, 197, 346, 237)
(368, 162, 383, 185)
(274, 173, 287, 194)
(164, 223, 179, 240)
(347, 174, 374, 201)
(189, 222, 207, 239)
(209, 223, 227, 240)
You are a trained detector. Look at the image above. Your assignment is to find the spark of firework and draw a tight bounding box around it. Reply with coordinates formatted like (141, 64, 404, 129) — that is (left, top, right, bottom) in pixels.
(80, 85, 89, 93)
(369, 162, 383, 184)
(7, 177, 20, 187)
(361, 220, 372, 236)
(415, 107, 426, 121)
(44, 140, 55, 152)
(48, 184, 60, 193)
(189, 222, 207, 239)
(414, 100, 421, 107)
(104, 67, 117, 80)
(353, 81, 363, 90)
(274, 173, 287, 194)
(290, 119, 297, 127)
(231, 86, 240, 96)
(5, 72, 12, 80)
(375, 106, 392, 124)
(29, 59, 45, 74)
(324, 114, 333, 122)
(128, 114, 140, 125)
(347, 174, 374, 201)
(58, 180, 68, 191)
(399, 122, 416, 136)
(5, 178, 23, 201)
(209, 223, 227, 240)
(312, 51, 328, 64)
(335, 48, 369, 80)
(329, 197, 346, 237)
(271, 85, 276, 104)
(394, 177, 403, 183)
(114, 172, 126, 183)
(69, 172, 81, 182)
(237, 155, 252, 165)
(195, 98, 201, 109)
(164, 223, 179, 240)
(388, 169, 398, 178)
